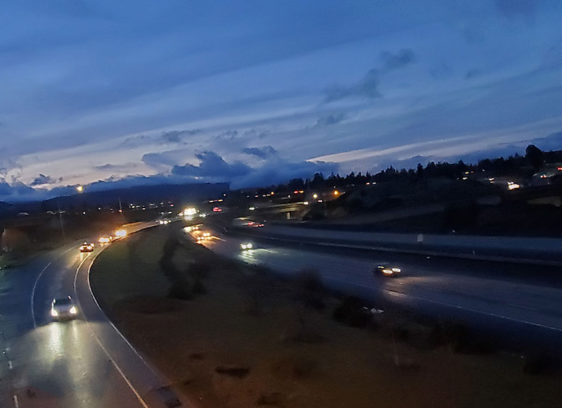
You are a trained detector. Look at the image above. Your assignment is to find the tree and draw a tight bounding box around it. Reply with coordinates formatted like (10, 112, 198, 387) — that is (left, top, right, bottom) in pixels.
(526, 144, 544, 170)
(416, 163, 424, 178)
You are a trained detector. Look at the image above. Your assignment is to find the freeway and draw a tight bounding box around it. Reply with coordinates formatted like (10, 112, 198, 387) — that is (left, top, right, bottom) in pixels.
(198, 228, 562, 352)
(0, 222, 182, 408)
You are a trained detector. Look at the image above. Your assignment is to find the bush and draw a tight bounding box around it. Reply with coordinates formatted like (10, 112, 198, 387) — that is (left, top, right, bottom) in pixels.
(522, 352, 552, 375)
(167, 281, 193, 300)
(332, 296, 371, 328)
(192, 279, 207, 295)
(295, 269, 325, 310)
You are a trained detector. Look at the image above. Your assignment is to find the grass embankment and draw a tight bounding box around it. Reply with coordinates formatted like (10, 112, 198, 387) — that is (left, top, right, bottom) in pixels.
(91, 226, 562, 408)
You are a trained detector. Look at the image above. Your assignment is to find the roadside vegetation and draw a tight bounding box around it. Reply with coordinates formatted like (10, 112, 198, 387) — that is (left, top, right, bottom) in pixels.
(90, 225, 562, 408)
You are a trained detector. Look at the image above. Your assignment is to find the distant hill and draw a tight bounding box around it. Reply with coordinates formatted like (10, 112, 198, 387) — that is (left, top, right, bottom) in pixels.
(41, 182, 229, 211)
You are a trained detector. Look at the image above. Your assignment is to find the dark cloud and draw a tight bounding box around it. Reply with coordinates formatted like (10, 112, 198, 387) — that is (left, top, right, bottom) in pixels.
(325, 68, 381, 102)
(215, 129, 239, 142)
(30, 173, 59, 186)
(142, 151, 178, 169)
(527, 130, 562, 151)
(464, 68, 481, 80)
(122, 129, 201, 147)
(121, 134, 151, 148)
(430, 62, 453, 79)
(242, 128, 269, 139)
(172, 151, 251, 179)
(0, 180, 36, 201)
(172, 150, 337, 188)
(325, 48, 415, 102)
(380, 49, 416, 71)
(94, 163, 139, 172)
(314, 112, 346, 127)
(242, 146, 278, 159)
(495, 0, 538, 18)
(233, 158, 337, 189)
(161, 129, 201, 143)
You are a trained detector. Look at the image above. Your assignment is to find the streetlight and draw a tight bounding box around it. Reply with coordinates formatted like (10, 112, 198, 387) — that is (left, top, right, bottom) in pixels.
(312, 193, 318, 200)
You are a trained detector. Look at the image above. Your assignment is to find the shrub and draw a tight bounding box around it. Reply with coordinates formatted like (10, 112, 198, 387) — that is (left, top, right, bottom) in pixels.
(332, 296, 371, 328)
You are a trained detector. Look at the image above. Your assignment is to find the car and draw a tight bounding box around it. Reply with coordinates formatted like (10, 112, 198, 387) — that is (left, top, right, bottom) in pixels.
(98, 236, 111, 244)
(51, 296, 78, 320)
(79, 242, 94, 252)
(240, 242, 254, 250)
(374, 264, 402, 277)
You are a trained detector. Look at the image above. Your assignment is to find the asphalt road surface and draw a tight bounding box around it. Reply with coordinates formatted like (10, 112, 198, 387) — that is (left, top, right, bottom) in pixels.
(0, 222, 179, 408)
(198, 227, 562, 352)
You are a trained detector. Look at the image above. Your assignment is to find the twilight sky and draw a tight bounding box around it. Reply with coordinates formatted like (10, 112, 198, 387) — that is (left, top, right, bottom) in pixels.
(1, 0, 562, 200)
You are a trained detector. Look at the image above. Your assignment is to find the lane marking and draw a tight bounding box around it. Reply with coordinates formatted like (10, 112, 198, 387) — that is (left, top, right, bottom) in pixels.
(12, 394, 19, 408)
(217, 234, 562, 334)
(30, 262, 52, 328)
(8, 360, 13, 369)
(30, 245, 76, 328)
(74, 250, 150, 408)
(84, 260, 160, 377)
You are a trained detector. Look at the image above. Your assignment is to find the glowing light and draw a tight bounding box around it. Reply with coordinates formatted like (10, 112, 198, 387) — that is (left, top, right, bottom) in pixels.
(507, 181, 520, 190)
(69, 306, 77, 315)
(98, 236, 110, 244)
(312, 193, 318, 199)
(76, 185, 84, 193)
(240, 242, 253, 250)
(114, 229, 127, 238)
(333, 190, 340, 196)
(183, 207, 197, 217)
(51, 309, 58, 317)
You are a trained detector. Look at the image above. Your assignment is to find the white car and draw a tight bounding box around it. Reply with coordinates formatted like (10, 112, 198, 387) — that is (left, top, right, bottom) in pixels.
(240, 242, 254, 250)
(51, 296, 78, 320)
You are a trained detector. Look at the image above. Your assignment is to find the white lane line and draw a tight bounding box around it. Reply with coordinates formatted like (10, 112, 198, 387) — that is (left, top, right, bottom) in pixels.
(12, 394, 19, 408)
(30, 246, 76, 328)
(8, 360, 13, 369)
(74, 253, 149, 408)
(85, 260, 160, 377)
(30, 262, 52, 328)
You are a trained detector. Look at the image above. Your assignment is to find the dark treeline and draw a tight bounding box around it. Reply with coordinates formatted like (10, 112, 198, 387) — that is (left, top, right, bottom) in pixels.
(250, 145, 562, 195)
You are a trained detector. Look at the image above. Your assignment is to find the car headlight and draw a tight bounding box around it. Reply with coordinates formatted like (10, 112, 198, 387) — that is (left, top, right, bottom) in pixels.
(70, 306, 77, 314)
(51, 309, 58, 317)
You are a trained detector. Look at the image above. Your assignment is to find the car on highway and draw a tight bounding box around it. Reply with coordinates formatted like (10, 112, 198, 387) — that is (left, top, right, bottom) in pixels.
(51, 296, 78, 320)
(374, 263, 402, 277)
(240, 242, 254, 250)
(79, 242, 95, 252)
(98, 235, 112, 244)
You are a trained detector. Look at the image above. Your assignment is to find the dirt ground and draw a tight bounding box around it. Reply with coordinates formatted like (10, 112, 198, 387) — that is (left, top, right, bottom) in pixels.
(90, 226, 562, 408)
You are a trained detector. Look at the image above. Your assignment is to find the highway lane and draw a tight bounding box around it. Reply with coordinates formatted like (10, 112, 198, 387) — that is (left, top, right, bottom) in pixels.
(234, 224, 562, 264)
(0, 244, 148, 408)
(0, 221, 180, 408)
(197, 228, 562, 349)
